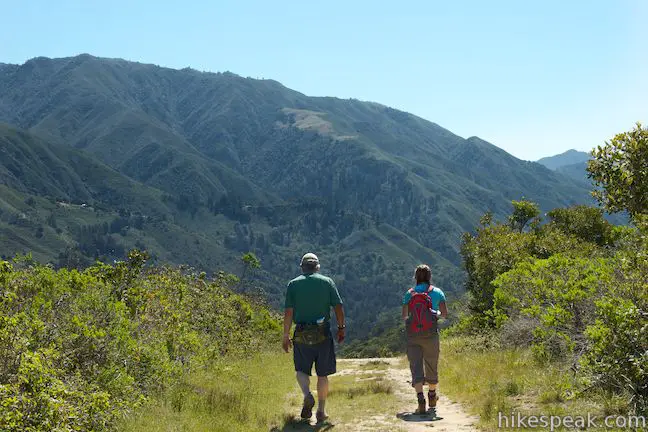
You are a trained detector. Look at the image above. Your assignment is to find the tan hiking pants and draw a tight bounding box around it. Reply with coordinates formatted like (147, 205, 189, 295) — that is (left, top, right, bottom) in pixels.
(406, 331, 440, 386)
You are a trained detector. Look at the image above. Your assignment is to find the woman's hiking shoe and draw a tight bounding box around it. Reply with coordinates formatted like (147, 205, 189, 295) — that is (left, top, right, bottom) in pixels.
(428, 390, 439, 409)
(316, 411, 329, 423)
(301, 393, 315, 419)
(415, 395, 427, 414)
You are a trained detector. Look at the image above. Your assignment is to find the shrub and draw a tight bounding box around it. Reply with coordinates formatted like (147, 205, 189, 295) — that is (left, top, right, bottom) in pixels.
(492, 254, 614, 361)
(0, 251, 280, 431)
(581, 249, 648, 415)
(461, 222, 535, 319)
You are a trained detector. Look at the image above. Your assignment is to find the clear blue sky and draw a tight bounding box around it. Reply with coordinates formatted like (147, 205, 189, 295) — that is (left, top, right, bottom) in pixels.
(2, 0, 646, 160)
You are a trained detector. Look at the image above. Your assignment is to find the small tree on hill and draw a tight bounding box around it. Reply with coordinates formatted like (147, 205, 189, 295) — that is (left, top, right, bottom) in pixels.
(238, 252, 260, 292)
(508, 199, 540, 232)
(588, 122, 648, 219)
(547, 205, 614, 247)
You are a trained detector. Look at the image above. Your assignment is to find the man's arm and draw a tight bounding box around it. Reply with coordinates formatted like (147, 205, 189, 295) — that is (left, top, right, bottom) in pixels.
(334, 304, 345, 328)
(334, 304, 345, 343)
(402, 305, 408, 320)
(328, 278, 346, 342)
(282, 308, 293, 353)
(439, 301, 448, 319)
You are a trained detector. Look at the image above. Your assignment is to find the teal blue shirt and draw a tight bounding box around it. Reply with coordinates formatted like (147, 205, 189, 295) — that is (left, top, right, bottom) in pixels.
(402, 284, 446, 310)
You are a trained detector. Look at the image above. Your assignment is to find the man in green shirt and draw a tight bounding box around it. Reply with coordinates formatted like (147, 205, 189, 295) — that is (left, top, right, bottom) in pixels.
(283, 253, 345, 424)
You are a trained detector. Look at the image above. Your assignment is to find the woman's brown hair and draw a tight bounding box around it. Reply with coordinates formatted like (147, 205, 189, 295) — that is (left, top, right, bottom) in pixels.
(414, 264, 432, 285)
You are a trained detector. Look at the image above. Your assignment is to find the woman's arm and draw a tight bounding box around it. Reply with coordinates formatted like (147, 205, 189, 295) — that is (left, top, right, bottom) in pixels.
(402, 305, 409, 320)
(439, 301, 448, 319)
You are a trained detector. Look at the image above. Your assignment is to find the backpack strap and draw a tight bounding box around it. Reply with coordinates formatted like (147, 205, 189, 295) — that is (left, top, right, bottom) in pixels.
(408, 288, 415, 294)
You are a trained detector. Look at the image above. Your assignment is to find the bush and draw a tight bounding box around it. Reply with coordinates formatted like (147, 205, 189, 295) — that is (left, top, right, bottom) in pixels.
(0, 251, 281, 431)
(546, 205, 615, 247)
(581, 249, 648, 414)
(461, 222, 535, 319)
(493, 254, 614, 361)
(497, 316, 538, 348)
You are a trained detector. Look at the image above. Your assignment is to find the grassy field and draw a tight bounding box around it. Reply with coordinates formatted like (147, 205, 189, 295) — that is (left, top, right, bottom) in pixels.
(120, 352, 400, 432)
(120, 351, 296, 432)
(439, 336, 643, 432)
(120, 336, 645, 431)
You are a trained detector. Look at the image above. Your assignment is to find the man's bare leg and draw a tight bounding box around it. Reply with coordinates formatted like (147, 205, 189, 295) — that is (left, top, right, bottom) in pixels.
(297, 372, 315, 419)
(316, 376, 329, 420)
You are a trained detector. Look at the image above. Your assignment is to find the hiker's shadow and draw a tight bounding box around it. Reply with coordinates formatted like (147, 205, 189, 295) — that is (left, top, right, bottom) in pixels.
(397, 410, 443, 423)
(271, 418, 335, 432)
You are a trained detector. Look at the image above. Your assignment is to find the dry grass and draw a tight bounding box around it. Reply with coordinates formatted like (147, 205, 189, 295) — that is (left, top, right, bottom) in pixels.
(280, 108, 356, 141)
(330, 379, 394, 399)
(358, 360, 391, 371)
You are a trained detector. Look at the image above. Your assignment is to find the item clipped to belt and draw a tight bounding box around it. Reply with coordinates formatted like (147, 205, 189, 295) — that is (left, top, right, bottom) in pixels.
(293, 322, 330, 345)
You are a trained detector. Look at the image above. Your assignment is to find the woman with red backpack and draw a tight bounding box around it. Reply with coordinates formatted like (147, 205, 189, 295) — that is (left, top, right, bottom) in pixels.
(402, 264, 448, 415)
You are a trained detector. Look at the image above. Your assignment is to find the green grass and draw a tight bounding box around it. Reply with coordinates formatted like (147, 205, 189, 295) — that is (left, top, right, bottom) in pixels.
(323, 367, 402, 430)
(120, 355, 405, 432)
(329, 377, 393, 399)
(439, 336, 640, 431)
(119, 350, 296, 432)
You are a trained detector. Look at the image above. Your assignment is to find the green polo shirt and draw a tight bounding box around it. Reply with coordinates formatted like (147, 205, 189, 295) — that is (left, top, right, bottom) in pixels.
(284, 272, 343, 323)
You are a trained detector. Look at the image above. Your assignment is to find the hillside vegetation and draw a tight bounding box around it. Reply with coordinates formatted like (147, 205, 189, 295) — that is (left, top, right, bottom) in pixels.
(0, 54, 598, 340)
(0, 250, 281, 431)
(454, 124, 648, 417)
(342, 125, 647, 428)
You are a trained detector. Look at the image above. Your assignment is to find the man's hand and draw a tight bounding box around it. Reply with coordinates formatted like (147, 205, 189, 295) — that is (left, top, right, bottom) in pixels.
(337, 327, 345, 344)
(334, 304, 345, 344)
(282, 334, 292, 353)
(282, 308, 293, 353)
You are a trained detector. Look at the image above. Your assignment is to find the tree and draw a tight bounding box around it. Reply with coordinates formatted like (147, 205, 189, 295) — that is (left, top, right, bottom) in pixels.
(588, 123, 648, 218)
(238, 252, 261, 292)
(508, 200, 540, 232)
(547, 205, 614, 247)
(461, 219, 534, 319)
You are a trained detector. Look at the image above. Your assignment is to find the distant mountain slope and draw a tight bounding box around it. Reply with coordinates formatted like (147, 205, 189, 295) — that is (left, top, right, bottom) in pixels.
(537, 149, 590, 170)
(0, 123, 459, 337)
(0, 54, 595, 263)
(0, 54, 602, 338)
(557, 161, 589, 182)
(536, 149, 592, 185)
(0, 123, 167, 214)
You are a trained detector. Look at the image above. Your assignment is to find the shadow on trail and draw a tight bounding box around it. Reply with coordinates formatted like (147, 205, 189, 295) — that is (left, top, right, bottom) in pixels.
(271, 417, 335, 432)
(397, 410, 443, 423)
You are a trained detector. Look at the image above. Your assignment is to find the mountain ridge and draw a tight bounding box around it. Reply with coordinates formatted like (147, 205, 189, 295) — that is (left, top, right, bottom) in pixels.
(0, 54, 599, 337)
(537, 149, 590, 170)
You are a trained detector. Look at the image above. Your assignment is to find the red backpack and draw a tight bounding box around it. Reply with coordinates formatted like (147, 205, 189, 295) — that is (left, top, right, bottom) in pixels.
(407, 286, 439, 335)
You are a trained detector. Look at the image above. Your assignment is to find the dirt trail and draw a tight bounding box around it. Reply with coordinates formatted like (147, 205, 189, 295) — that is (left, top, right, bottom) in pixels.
(342, 358, 479, 431)
(283, 358, 479, 431)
